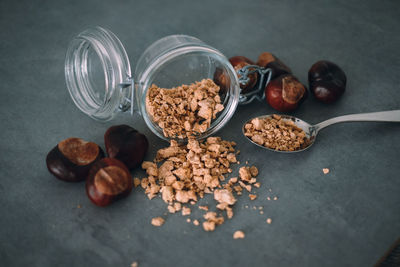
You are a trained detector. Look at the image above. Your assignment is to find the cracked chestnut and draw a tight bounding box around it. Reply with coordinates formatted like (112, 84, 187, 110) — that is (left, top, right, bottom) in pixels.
(265, 74, 307, 112)
(308, 60, 346, 103)
(104, 125, 148, 170)
(257, 52, 292, 80)
(46, 137, 104, 182)
(86, 158, 133, 206)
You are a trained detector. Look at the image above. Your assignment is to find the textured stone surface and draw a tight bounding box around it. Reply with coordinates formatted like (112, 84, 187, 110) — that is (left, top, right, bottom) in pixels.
(0, 0, 399, 266)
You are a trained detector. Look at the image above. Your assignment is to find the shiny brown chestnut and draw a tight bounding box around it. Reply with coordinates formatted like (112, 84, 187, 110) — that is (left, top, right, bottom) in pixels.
(104, 125, 148, 170)
(257, 52, 292, 80)
(229, 56, 258, 94)
(86, 158, 133, 206)
(214, 56, 257, 94)
(265, 74, 307, 112)
(46, 138, 104, 182)
(308, 60, 346, 103)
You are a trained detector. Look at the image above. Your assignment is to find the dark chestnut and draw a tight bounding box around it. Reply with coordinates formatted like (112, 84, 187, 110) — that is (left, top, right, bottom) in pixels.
(257, 52, 292, 80)
(104, 125, 148, 170)
(265, 74, 307, 112)
(308, 60, 346, 103)
(86, 158, 133, 206)
(229, 56, 258, 94)
(46, 138, 104, 182)
(214, 56, 258, 94)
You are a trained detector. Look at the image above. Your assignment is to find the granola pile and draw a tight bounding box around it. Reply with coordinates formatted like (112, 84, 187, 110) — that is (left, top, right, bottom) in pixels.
(146, 79, 225, 138)
(135, 137, 260, 231)
(244, 114, 310, 151)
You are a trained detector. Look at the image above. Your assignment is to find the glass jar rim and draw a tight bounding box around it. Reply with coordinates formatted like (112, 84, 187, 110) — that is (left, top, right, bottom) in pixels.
(65, 26, 132, 121)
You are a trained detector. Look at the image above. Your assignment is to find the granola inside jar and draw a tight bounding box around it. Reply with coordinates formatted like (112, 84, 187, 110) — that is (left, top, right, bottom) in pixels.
(65, 27, 240, 141)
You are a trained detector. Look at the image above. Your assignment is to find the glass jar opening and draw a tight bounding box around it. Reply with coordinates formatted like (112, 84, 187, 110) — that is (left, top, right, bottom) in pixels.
(137, 45, 239, 141)
(65, 27, 132, 121)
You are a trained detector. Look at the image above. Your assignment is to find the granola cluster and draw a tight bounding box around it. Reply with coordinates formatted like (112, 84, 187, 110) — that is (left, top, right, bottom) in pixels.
(244, 114, 310, 151)
(146, 79, 225, 138)
(136, 137, 259, 231)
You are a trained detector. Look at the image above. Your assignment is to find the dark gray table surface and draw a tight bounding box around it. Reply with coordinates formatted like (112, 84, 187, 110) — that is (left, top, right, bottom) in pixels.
(1, 0, 399, 266)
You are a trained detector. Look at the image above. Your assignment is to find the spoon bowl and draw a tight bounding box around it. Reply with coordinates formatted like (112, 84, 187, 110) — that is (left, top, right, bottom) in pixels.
(243, 110, 400, 153)
(242, 114, 317, 153)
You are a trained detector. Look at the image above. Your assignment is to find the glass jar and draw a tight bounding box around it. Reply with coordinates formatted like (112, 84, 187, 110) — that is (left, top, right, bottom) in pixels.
(65, 26, 268, 141)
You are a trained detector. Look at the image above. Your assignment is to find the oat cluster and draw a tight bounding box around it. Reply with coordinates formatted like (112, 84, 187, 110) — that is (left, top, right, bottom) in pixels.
(146, 79, 225, 139)
(244, 114, 310, 151)
(135, 137, 259, 231)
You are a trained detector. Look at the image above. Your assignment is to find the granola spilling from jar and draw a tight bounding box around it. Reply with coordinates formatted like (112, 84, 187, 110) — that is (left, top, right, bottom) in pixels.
(146, 79, 224, 138)
(136, 137, 260, 231)
(244, 114, 311, 151)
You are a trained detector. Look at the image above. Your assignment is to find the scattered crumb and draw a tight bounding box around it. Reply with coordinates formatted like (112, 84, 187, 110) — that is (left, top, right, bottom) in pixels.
(233, 230, 245, 239)
(182, 206, 191, 216)
(260, 211, 264, 214)
(186, 218, 191, 223)
(249, 194, 257, 201)
(133, 178, 141, 188)
(266, 218, 272, 224)
(322, 168, 330, 174)
(131, 261, 138, 267)
(77, 204, 81, 209)
(273, 196, 278, 201)
(258, 206, 263, 210)
(203, 221, 216, 231)
(199, 205, 209, 211)
(193, 219, 200, 226)
(167, 205, 176, 213)
(151, 217, 165, 227)
(267, 197, 271, 201)
(254, 182, 261, 188)
(249, 166, 258, 177)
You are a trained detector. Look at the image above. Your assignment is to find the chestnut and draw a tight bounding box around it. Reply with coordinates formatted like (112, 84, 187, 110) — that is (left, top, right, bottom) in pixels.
(214, 56, 257, 94)
(257, 52, 292, 80)
(265, 74, 307, 112)
(46, 138, 104, 182)
(104, 125, 148, 170)
(308, 60, 346, 103)
(229, 56, 258, 94)
(86, 158, 133, 206)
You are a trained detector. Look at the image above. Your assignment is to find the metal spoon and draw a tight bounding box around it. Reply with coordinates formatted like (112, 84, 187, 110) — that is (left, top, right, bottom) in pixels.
(242, 110, 400, 153)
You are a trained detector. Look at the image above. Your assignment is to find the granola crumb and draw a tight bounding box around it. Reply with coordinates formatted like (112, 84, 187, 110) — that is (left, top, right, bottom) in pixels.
(266, 218, 272, 224)
(193, 219, 200, 226)
(273, 196, 278, 201)
(267, 197, 271, 201)
(233, 230, 245, 239)
(322, 168, 330, 174)
(151, 217, 165, 227)
(133, 178, 141, 188)
(260, 210, 264, 215)
(186, 218, 191, 223)
(199, 205, 209, 211)
(167, 205, 176, 213)
(249, 166, 258, 177)
(203, 221, 216, 231)
(249, 194, 257, 201)
(131, 261, 138, 267)
(182, 206, 191, 216)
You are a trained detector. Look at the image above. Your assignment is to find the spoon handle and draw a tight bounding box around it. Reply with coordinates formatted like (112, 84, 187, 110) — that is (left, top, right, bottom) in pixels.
(315, 110, 400, 132)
